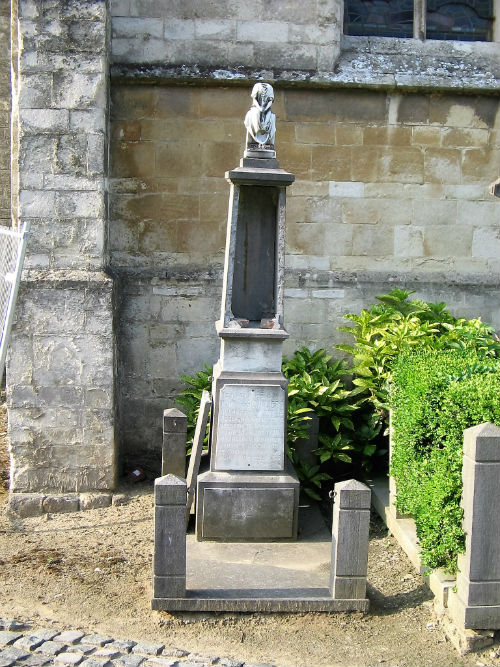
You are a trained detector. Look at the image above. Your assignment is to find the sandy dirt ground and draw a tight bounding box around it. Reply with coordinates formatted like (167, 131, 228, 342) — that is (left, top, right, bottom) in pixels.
(1, 483, 500, 667)
(1, 395, 500, 667)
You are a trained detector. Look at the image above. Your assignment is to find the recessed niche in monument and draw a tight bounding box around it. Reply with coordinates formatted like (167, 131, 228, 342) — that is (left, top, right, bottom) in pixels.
(231, 186, 278, 323)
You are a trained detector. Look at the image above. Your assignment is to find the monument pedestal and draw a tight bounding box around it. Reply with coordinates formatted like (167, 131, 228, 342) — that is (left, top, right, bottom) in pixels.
(197, 462, 299, 541)
(196, 328, 300, 541)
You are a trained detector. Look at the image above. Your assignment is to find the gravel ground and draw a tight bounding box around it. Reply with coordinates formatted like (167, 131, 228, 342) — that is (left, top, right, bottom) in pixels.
(1, 483, 500, 667)
(2, 394, 500, 667)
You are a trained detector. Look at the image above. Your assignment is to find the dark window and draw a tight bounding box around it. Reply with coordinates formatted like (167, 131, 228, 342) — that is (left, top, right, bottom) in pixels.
(426, 1, 493, 40)
(344, 0, 414, 37)
(344, 0, 494, 40)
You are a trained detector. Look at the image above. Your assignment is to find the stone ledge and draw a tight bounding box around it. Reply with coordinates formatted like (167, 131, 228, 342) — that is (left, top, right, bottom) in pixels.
(20, 269, 114, 289)
(110, 34, 500, 93)
(7, 492, 128, 518)
(152, 593, 369, 613)
(110, 62, 500, 92)
(114, 265, 500, 289)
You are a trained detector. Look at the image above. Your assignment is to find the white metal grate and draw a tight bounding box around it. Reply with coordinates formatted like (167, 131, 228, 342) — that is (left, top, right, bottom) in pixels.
(0, 223, 30, 377)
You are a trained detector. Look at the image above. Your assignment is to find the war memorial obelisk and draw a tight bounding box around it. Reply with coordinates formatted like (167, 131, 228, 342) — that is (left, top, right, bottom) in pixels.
(196, 83, 300, 541)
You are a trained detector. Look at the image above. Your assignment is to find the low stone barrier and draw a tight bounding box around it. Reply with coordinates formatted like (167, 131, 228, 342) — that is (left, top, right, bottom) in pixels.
(7, 491, 129, 518)
(379, 420, 500, 651)
(449, 423, 500, 630)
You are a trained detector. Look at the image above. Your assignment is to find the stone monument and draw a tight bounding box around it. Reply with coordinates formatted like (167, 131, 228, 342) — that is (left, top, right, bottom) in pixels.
(196, 83, 299, 541)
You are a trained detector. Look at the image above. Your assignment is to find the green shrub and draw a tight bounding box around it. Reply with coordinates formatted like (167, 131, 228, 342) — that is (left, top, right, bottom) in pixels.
(336, 287, 500, 416)
(391, 350, 500, 573)
(177, 365, 212, 454)
(283, 347, 375, 499)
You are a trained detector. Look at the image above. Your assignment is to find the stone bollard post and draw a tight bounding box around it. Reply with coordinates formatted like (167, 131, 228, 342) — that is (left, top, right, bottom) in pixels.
(162, 409, 187, 478)
(330, 479, 371, 600)
(449, 423, 500, 629)
(153, 475, 187, 600)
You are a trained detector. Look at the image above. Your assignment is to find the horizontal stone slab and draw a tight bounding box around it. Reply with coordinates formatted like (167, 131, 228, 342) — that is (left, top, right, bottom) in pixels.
(152, 592, 369, 613)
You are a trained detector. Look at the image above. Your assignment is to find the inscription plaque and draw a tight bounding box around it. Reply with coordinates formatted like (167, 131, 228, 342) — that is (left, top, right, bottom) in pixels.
(214, 384, 285, 471)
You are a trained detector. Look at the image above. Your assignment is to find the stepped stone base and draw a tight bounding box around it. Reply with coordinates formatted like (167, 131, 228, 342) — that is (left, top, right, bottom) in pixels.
(196, 462, 299, 541)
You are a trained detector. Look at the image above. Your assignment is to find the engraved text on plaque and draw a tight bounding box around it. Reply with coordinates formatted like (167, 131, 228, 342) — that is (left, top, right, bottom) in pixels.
(214, 384, 285, 471)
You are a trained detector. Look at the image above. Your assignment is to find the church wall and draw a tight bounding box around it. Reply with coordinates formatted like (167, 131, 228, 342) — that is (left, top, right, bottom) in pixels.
(110, 84, 499, 467)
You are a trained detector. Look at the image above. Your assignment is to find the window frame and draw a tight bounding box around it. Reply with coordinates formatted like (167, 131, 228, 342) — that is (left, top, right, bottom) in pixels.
(346, 0, 499, 42)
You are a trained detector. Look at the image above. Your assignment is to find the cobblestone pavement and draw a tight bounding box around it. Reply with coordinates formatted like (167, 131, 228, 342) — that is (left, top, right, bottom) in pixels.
(0, 621, 273, 667)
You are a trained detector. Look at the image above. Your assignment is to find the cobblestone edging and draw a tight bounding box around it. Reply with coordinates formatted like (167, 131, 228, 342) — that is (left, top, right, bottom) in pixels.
(7, 493, 130, 519)
(0, 621, 275, 667)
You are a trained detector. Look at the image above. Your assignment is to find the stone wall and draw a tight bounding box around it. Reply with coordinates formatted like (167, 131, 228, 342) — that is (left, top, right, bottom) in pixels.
(110, 84, 500, 467)
(110, 0, 343, 73)
(7, 0, 116, 493)
(5, 0, 500, 488)
(0, 2, 10, 227)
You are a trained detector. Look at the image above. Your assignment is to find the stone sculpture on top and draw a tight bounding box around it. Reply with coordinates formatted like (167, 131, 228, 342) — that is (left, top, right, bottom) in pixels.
(244, 82, 276, 151)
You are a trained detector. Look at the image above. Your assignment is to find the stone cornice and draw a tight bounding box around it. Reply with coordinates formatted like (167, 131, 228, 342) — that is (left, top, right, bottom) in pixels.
(110, 37, 500, 94)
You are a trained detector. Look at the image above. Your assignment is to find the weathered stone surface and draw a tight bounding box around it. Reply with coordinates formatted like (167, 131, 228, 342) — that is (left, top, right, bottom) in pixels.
(115, 654, 144, 667)
(54, 652, 85, 666)
(111, 494, 129, 506)
(153, 475, 186, 601)
(201, 486, 295, 540)
(13, 635, 45, 651)
(106, 640, 136, 654)
(0, 654, 19, 667)
(154, 475, 186, 507)
(80, 634, 113, 647)
(92, 647, 120, 658)
(0, 647, 30, 662)
(8, 275, 115, 493)
(330, 479, 371, 600)
(452, 424, 500, 628)
(79, 659, 111, 667)
(212, 382, 286, 472)
(110, 6, 342, 72)
(53, 632, 85, 646)
(162, 409, 187, 434)
(8, 0, 115, 495)
(152, 576, 186, 599)
(161, 409, 187, 478)
(7, 493, 44, 517)
(0, 632, 22, 647)
(79, 494, 112, 511)
(31, 630, 58, 642)
(34, 641, 67, 656)
(131, 643, 164, 656)
(185, 391, 211, 517)
(160, 648, 189, 658)
(219, 339, 283, 373)
(21, 654, 52, 667)
(152, 596, 369, 612)
(42, 495, 80, 514)
(0, 7, 10, 228)
(196, 465, 299, 541)
(153, 505, 186, 576)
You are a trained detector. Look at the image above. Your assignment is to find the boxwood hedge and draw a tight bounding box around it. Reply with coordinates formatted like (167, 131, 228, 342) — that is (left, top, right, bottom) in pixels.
(391, 350, 500, 573)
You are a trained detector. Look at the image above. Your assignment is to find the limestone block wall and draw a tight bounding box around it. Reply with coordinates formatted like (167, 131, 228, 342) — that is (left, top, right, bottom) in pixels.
(9, 272, 114, 492)
(110, 0, 343, 72)
(0, 3, 10, 227)
(6, 0, 500, 484)
(110, 84, 500, 466)
(7, 0, 116, 493)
